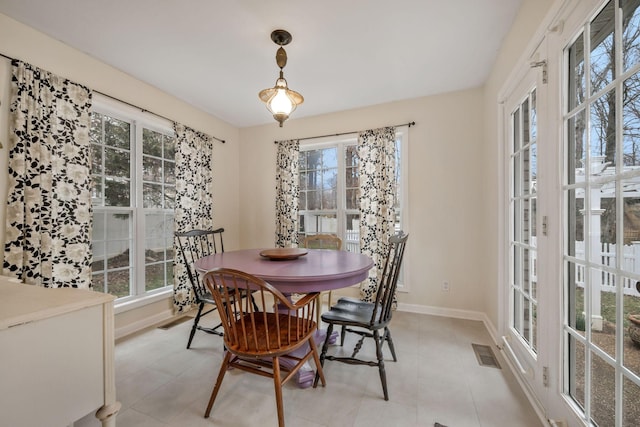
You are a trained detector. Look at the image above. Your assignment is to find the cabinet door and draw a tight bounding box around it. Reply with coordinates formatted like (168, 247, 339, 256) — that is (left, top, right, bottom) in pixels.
(0, 305, 104, 427)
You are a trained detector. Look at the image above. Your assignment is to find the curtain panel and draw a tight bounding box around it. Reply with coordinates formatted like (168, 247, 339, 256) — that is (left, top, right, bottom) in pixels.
(3, 60, 93, 288)
(275, 140, 300, 247)
(172, 123, 215, 312)
(358, 126, 397, 301)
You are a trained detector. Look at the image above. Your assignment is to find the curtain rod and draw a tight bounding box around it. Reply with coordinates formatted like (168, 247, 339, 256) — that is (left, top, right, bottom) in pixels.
(0, 52, 226, 144)
(93, 90, 226, 144)
(273, 121, 416, 144)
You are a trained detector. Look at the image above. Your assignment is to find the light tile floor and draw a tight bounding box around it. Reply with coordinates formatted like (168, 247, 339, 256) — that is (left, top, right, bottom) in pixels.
(75, 311, 542, 427)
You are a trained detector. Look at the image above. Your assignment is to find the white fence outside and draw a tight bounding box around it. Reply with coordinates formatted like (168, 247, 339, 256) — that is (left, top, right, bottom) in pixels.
(345, 229, 360, 252)
(573, 241, 640, 297)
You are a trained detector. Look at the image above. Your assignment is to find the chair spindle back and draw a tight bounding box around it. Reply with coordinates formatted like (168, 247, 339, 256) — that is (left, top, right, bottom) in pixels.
(175, 228, 225, 298)
(202, 268, 319, 356)
(370, 232, 409, 326)
(301, 234, 342, 250)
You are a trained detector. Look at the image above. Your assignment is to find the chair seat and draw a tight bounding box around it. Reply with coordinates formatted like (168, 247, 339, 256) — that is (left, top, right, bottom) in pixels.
(336, 296, 369, 306)
(228, 313, 317, 357)
(321, 299, 383, 327)
(198, 292, 215, 305)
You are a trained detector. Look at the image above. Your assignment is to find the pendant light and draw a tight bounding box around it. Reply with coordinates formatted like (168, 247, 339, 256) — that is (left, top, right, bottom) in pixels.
(258, 29, 304, 127)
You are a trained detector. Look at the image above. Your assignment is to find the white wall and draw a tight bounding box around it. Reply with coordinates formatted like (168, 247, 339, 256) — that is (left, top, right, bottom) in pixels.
(240, 89, 490, 313)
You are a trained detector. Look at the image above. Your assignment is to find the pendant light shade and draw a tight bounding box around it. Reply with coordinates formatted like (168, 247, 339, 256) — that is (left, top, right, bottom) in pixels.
(259, 30, 304, 127)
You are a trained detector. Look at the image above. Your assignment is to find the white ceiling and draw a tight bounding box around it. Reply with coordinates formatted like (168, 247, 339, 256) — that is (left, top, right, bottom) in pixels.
(0, 0, 523, 128)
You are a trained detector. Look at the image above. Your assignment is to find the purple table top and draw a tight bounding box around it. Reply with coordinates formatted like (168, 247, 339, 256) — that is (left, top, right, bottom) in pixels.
(194, 248, 374, 294)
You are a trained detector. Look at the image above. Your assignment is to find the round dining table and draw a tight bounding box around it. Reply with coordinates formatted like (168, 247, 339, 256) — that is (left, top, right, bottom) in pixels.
(194, 247, 374, 388)
(194, 248, 374, 294)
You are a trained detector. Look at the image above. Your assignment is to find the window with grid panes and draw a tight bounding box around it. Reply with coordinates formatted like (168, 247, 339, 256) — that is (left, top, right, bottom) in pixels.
(298, 130, 407, 260)
(90, 97, 175, 301)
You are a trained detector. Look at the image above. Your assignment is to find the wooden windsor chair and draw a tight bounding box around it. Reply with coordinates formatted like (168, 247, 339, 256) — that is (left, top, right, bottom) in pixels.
(202, 268, 326, 427)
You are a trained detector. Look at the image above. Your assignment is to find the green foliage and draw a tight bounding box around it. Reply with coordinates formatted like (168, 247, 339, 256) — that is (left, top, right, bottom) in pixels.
(575, 312, 586, 331)
(574, 287, 640, 329)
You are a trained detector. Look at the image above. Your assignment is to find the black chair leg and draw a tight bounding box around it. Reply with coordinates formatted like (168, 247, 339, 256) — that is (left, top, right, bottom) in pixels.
(384, 327, 398, 362)
(250, 294, 260, 312)
(373, 329, 389, 401)
(187, 302, 205, 349)
(313, 322, 334, 387)
(340, 325, 346, 346)
(351, 334, 366, 358)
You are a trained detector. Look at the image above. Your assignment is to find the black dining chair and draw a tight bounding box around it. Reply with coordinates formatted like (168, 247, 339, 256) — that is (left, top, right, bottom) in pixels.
(313, 231, 408, 400)
(175, 228, 227, 349)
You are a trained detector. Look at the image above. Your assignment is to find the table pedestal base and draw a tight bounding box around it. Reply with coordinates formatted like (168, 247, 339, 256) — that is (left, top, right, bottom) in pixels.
(284, 329, 338, 388)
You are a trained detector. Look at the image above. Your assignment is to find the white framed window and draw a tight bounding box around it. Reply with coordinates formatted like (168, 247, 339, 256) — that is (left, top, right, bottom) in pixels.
(298, 128, 409, 287)
(298, 141, 355, 249)
(90, 95, 175, 302)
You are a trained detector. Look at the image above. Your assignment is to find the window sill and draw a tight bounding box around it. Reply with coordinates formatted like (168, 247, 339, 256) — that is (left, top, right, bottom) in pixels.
(114, 287, 173, 314)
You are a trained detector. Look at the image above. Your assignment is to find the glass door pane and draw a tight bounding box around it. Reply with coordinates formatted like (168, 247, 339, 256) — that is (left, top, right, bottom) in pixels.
(511, 90, 538, 357)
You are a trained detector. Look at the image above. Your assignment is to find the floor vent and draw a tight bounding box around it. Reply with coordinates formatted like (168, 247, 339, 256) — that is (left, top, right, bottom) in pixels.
(472, 343, 501, 369)
(157, 316, 192, 330)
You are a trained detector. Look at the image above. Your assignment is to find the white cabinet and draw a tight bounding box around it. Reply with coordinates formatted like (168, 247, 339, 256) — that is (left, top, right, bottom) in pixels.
(0, 277, 120, 426)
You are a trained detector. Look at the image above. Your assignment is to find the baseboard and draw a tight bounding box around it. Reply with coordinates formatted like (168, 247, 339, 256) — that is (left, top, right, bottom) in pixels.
(397, 302, 489, 322)
(115, 308, 174, 340)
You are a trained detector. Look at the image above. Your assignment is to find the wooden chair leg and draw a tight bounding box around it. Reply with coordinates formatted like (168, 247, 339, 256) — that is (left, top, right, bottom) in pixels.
(273, 357, 285, 427)
(316, 294, 322, 329)
(250, 293, 260, 312)
(205, 351, 231, 418)
(187, 302, 205, 349)
(373, 329, 389, 401)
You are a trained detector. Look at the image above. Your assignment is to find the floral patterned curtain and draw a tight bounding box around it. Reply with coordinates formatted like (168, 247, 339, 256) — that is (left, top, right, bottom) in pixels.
(275, 140, 300, 247)
(172, 123, 215, 312)
(358, 126, 397, 301)
(3, 60, 93, 288)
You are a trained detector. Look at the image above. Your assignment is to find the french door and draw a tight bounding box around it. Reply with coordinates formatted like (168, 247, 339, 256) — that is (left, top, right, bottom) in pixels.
(503, 58, 552, 416)
(501, 33, 571, 423)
